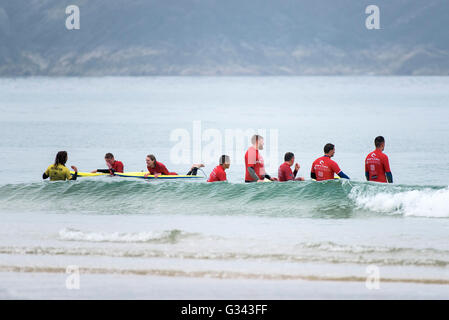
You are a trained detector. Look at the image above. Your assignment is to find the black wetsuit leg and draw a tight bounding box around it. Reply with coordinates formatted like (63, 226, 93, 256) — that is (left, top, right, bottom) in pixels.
(186, 167, 199, 176)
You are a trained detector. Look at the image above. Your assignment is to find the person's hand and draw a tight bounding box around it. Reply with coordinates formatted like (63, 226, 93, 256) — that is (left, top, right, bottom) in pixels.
(90, 170, 97, 173)
(295, 163, 300, 171)
(71, 166, 78, 173)
(271, 177, 278, 181)
(144, 173, 150, 178)
(297, 177, 305, 181)
(154, 173, 161, 178)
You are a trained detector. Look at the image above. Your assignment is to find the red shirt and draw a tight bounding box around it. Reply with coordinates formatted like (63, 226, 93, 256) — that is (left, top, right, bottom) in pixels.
(111, 161, 124, 173)
(147, 161, 177, 175)
(245, 147, 265, 181)
(278, 162, 297, 182)
(365, 150, 391, 183)
(311, 156, 341, 181)
(207, 165, 227, 182)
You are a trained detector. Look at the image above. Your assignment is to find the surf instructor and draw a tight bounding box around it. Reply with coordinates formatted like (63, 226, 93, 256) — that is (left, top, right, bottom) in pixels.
(244, 134, 277, 182)
(311, 143, 350, 181)
(365, 136, 393, 183)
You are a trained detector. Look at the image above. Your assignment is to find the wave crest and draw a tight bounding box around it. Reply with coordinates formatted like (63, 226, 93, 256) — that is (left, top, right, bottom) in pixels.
(0, 179, 447, 218)
(58, 227, 189, 243)
(349, 184, 449, 218)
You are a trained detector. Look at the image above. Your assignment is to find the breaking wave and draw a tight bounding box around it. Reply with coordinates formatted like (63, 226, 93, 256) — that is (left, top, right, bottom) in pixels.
(0, 179, 447, 218)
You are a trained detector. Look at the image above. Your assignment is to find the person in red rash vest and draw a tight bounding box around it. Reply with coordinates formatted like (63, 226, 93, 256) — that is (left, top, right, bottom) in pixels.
(278, 152, 305, 182)
(244, 134, 277, 182)
(91, 153, 124, 175)
(365, 136, 393, 183)
(208, 155, 230, 182)
(311, 143, 350, 181)
(144, 154, 204, 178)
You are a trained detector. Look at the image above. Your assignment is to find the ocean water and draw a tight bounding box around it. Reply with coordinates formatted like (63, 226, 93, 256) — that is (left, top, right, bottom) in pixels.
(0, 76, 449, 299)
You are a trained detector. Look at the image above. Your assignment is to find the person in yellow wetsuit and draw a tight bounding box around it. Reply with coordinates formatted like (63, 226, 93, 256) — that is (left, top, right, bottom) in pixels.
(43, 151, 78, 181)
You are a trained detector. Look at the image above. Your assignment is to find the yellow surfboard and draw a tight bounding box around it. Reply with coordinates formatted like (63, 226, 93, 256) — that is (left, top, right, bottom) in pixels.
(116, 172, 202, 179)
(70, 171, 108, 177)
(71, 171, 203, 179)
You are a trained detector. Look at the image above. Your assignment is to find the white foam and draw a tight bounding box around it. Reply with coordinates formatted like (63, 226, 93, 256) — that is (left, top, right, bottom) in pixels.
(58, 228, 180, 243)
(351, 187, 449, 218)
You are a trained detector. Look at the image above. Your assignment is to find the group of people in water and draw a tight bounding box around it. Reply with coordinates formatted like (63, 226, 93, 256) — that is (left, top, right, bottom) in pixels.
(43, 134, 392, 184)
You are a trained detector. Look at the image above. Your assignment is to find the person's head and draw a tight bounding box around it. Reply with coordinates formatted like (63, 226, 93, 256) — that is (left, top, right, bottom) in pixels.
(146, 154, 156, 167)
(251, 134, 264, 150)
(54, 151, 68, 167)
(104, 153, 115, 165)
(219, 155, 231, 169)
(374, 136, 385, 151)
(284, 152, 295, 166)
(324, 143, 335, 157)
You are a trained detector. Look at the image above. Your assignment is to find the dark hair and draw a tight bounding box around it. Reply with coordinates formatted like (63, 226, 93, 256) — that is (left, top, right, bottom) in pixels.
(251, 134, 263, 145)
(284, 152, 294, 162)
(105, 153, 114, 159)
(219, 155, 230, 165)
(374, 136, 385, 148)
(324, 143, 335, 154)
(54, 151, 68, 167)
(147, 154, 156, 162)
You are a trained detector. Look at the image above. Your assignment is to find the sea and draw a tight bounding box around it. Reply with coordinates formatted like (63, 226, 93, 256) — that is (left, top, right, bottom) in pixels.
(0, 76, 448, 299)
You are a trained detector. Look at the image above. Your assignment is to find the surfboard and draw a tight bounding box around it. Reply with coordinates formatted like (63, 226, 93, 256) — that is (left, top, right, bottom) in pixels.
(70, 171, 203, 179)
(71, 172, 109, 177)
(311, 176, 341, 181)
(116, 172, 203, 179)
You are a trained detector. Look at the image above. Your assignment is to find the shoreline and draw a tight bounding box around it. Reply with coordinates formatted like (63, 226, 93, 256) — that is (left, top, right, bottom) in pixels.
(1, 272, 448, 300)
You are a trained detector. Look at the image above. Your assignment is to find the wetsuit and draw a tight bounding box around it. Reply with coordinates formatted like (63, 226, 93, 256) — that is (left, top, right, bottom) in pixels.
(186, 167, 199, 176)
(311, 155, 349, 181)
(278, 162, 298, 182)
(147, 161, 199, 176)
(244, 147, 271, 182)
(43, 164, 77, 181)
(207, 165, 227, 182)
(96, 160, 124, 175)
(365, 150, 393, 183)
(147, 161, 178, 175)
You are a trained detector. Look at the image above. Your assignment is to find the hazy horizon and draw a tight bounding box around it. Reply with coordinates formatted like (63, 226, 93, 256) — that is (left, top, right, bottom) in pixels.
(1, 0, 448, 76)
